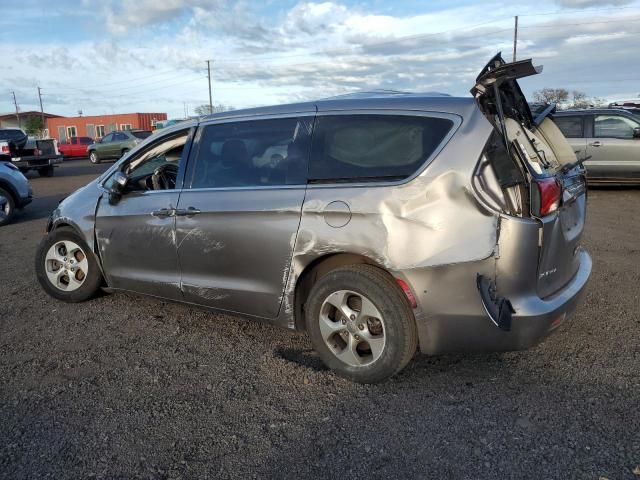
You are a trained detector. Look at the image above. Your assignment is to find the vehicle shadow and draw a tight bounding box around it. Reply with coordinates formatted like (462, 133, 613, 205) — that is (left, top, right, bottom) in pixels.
(23, 164, 109, 179)
(10, 194, 66, 224)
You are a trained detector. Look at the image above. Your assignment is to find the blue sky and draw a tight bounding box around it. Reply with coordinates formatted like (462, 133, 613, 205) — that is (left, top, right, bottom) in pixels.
(1, 0, 639, 118)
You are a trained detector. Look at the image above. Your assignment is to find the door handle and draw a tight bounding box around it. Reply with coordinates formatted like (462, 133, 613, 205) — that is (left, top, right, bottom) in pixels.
(151, 208, 175, 218)
(589, 141, 602, 147)
(174, 207, 201, 217)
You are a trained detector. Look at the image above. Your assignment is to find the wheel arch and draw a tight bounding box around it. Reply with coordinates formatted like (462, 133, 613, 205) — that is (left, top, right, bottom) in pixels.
(293, 252, 389, 331)
(0, 179, 19, 204)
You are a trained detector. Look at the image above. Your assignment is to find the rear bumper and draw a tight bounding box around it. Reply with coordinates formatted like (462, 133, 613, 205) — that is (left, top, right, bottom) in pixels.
(13, 156, 62, 169)
(413, 250, 592, 355)
(498, 249, 591, 350)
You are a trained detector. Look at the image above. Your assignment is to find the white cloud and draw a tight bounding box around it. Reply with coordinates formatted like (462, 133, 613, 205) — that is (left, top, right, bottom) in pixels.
(555, 0, 632, 7)
(2, 0, 640, 118)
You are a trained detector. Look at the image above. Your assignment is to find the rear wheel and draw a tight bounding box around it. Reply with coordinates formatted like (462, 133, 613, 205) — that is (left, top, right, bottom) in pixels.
(35, 227, 103, 302)
(89, 151, 100, 164)
(305, 264, 418, 383)
(38, 166, 54, 177)
(0, 187, 16, 226)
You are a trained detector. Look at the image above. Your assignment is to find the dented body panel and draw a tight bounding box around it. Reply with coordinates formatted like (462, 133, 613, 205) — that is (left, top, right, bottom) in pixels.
(175, 186, 307, 317)
(277, 105, 497, 327)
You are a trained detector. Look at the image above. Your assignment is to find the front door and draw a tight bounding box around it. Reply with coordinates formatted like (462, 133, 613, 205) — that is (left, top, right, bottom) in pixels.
(176, 116, 313, 318)
(95, 128, 193, 299)
(586, 113, 640, 180)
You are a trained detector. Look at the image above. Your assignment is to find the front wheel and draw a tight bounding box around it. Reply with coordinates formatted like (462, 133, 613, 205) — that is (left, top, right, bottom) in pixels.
(89, 151, 100, 164)
(0, 187, 16, 226)
(35, 227, 103, 302)
(305, 264, 418, 383)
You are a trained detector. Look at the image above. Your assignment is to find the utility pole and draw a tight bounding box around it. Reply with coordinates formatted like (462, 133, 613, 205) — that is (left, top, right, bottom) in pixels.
(512, 15, 518, 62)
(11, 91, 21, 128)
(206, 60, 213, 114)
(38, 86, 45, 137)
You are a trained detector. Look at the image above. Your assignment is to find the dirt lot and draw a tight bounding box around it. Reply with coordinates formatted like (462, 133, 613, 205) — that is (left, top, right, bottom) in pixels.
(0, 160, 638, 479)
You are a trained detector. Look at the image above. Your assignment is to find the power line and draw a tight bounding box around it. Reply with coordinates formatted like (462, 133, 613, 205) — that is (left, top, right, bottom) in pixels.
(9, 9, 640, 111)
(518, 5, 640, 17)
(45, 71, 202, 95)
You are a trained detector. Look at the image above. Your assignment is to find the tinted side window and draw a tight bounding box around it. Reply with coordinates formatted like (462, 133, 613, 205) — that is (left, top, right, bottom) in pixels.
(554, 116, 583, 138)
(190, 117, 312, 188)
(80, 137, 93, 145)
(309, 115, 454, 182)
(594, 115, 638, 139)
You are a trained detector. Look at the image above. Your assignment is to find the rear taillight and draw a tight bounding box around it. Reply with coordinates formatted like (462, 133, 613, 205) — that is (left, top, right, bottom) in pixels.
(1, 144, 9, 154)
(533, 177, 561, 216)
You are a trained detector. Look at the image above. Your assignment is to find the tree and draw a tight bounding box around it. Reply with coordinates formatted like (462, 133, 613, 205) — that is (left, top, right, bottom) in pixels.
(193, 103, 235, 115)
(570, 90, 589, 109)
(24, 116, 44, 137)
(533, 88, 569, 105)
(533, 88, 609, 109)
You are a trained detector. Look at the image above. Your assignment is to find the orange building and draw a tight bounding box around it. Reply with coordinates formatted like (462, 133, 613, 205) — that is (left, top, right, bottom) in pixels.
(47, 112, 167, 142)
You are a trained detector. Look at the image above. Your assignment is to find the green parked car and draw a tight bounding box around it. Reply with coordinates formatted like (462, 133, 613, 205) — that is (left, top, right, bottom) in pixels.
(88, 130, 152, 164)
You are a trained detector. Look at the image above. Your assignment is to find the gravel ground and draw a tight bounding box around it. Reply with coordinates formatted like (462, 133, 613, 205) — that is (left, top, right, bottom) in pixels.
(1, 160, 639, 479)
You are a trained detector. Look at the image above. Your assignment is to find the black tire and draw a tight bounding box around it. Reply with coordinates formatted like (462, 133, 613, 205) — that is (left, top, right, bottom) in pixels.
(35, 227, 103, 302)
(38, 166, 54, 177)
(304, 264, 418, 383)
(89, 151, 100, 164)
(0, 187, 16, 226)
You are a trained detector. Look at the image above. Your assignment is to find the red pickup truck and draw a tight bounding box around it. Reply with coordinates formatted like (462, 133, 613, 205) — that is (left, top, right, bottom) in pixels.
(58, 136, 93, 158)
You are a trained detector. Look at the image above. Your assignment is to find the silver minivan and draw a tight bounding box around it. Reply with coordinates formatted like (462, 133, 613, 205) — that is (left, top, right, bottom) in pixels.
(36, 54, 591, 383)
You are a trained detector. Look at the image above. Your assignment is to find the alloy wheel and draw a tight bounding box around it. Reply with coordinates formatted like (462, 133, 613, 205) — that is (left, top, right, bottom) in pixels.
(319, 290, 386, 367)
(44, 240, 89, 291)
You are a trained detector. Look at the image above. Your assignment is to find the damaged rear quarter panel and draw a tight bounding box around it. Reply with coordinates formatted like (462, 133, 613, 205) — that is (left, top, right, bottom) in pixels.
(279, 107, 499, 329)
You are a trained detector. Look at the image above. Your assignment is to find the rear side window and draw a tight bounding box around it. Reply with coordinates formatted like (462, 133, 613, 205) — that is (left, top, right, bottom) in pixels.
(553, 116, 583, 138)
(309, 115, 454, 183)
(189, 117, 312, 188)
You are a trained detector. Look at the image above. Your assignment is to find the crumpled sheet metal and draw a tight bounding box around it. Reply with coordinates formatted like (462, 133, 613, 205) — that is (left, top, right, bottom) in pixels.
(281, 109, 498, 326)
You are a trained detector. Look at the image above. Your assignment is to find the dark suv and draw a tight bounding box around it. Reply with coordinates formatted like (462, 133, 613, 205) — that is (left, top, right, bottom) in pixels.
(554, 109, 640, 184)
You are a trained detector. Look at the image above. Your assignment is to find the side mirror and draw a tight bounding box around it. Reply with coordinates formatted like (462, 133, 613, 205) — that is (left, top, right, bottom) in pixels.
(633, 127, 640, 139)
(108, 171, 128, 205)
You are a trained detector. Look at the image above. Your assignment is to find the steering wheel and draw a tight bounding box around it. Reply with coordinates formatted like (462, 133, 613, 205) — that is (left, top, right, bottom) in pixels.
(151, 163, 178, 190)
